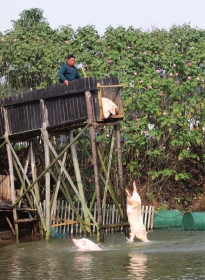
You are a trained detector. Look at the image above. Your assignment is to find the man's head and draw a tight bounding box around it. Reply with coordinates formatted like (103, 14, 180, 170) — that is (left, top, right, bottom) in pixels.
(66, 54, 76, 67)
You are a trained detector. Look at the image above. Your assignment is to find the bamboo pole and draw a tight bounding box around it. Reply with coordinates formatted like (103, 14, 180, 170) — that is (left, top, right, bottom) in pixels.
(17, 143, 31, 208)
(40, 99, 51, 239)
(50, 150, 67, 216)
(12, 123, 91, 208)
(0, 140, 6, 149)
(97, 149, 123, 219)
(77, 137, 123, 219)
(4, 136, 46, 231)
(6, 143, 18, 239)
(115, 123, 129, 238)
(40, 128, 99, 230)
(100, 222, 130, 229)
(12, 156, 33, 208)
(33, 141, 89, 233)
(5, 216, 16, 236)
(49, 152, 89, 233)
(43, 130, 50, 239)
(102, 130, 115, 209)
(3, 107, 19, 239)
(69, 130, 91, 233)
(15, 218, 39, 224)
(30, 141, 40, 202)
(85, 91, 103, 242)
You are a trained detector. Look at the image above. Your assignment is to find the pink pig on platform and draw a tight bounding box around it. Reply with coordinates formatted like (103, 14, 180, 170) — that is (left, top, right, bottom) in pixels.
(125, 181, 149, 242)
(102, 97, 118, 119)
(72, 238, 102, 251)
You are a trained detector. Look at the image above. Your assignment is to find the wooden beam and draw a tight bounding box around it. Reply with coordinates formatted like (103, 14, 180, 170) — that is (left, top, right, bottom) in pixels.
(6, 143, 19, 239)
(4, 136, 46, 231)
(40, 99, 50, 239)
(5, 216, 16, 236)
(11, 122, 91, 208)
(40, 128, 99, 230)
(100, 222, 130, 229)
(85, 91, 103, 242)
(15, 218, 39, 224)
(115, 123, 129, 238)
(69, 130, 91, 233)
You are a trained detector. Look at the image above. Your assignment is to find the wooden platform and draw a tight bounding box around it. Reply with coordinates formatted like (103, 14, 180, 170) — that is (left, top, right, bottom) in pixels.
(0, 76, 124, 142)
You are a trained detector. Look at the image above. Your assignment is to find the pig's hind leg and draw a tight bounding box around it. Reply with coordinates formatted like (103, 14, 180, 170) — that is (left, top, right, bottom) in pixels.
(127, 226, 135, 242)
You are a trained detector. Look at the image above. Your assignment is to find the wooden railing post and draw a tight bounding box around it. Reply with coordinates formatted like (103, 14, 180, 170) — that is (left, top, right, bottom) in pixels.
(115, 123, 129, 238)
(85, 91, 103, 241)
(40, 99, 50, 239)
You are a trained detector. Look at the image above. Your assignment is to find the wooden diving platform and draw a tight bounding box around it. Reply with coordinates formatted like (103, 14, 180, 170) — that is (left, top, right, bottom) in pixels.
(0, 76, 124, 142)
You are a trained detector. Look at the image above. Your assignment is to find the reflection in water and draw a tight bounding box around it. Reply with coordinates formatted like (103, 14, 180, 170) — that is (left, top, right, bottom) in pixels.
(127, 252, 147, 279)
(1, 231, 205, 279)
(73, 253, 94, 275)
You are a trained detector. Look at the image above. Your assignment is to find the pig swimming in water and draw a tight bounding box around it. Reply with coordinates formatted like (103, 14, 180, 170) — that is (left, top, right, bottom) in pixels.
(72, 238, 102, 251)
(102, 97, 118, 119)
(125, 181, 149, 242)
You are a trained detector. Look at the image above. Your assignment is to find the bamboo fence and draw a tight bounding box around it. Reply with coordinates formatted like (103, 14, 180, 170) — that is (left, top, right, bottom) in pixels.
(41, 200, 154, 237)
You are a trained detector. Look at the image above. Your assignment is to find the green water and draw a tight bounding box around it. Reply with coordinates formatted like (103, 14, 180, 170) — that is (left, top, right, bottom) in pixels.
(0, 230, 205, 279)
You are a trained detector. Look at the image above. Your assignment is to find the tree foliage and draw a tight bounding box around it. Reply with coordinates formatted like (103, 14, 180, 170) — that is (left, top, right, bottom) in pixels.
(1, 9, 205, 209)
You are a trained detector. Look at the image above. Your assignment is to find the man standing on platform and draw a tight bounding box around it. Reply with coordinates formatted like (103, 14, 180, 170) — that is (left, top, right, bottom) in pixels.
(59, 54, 81, 86)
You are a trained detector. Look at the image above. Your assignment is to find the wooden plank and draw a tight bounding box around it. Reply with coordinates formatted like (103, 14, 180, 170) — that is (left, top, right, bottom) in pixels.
(15, 218, 39, 223)
(0, 175, 11, 200)
(7, 106, 17, 134)
(59, 97, 65, 124)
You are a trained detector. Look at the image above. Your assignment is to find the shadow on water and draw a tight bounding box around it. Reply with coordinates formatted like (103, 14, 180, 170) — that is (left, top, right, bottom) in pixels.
(0, 230, 205, 279)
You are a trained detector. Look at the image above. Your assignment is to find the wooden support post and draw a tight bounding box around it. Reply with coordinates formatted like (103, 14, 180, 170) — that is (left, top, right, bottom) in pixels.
(115, 123, 129, 238)
(3, 107, 19, 239)
(85, 91, 103, 242)
(44, 130, 50, 240)
(12, 156, 33, 208)
(30, 141, 40, 202)
(12, 123, 90, 208)
(69, 130, 91, 233)
(40, 129, 99, 230)
(5, 216, 16, 237)
(18, 143, 31, 207)
(50, 150, 67, 217)
(78, 137, 123, 219)
(102, 130, 115, 209)
(4, 137, 46, 232)
(40, 99, 50, 239)
(34, 141, 88, 234)
(6, 143, 18, 240)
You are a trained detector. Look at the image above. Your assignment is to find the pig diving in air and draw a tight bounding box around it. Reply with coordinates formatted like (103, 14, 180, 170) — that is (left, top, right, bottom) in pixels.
(125, 181, 149, 242)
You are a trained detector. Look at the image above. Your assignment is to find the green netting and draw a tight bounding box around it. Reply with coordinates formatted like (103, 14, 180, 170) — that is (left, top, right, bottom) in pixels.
(182, 212, 205, 230)
(50, 227, 69, 238)
(154, 210, 183, 229)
